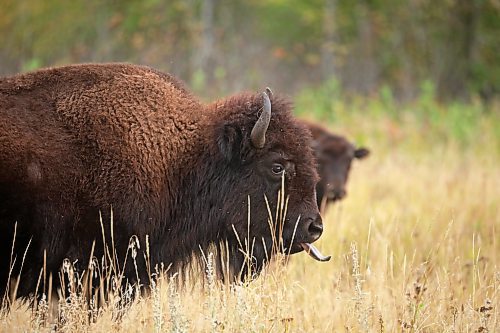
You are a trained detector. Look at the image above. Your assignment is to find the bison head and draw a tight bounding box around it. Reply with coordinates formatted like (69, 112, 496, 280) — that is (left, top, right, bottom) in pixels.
(212, 89, 329, 279)
(311, 131, 370, 210)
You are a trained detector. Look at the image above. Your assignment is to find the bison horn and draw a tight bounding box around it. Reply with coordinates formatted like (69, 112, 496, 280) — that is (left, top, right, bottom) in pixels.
(265, 87, 273, 99)
(250, 89, 272, 149)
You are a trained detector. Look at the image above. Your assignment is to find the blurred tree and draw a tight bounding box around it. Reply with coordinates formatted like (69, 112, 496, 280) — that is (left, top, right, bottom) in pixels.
(0, 0, 498, 101)
(197, 0, 216, 84)
(320, 0, 336, 80)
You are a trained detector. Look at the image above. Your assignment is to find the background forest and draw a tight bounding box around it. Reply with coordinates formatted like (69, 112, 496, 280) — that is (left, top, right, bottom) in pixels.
(1, 0, 499, 102)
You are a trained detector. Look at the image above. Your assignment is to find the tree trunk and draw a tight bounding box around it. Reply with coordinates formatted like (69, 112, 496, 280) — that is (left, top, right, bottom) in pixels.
(321, 0, 337, 81)
(198, 0, 217, 86)
(438, 0, 479, 100)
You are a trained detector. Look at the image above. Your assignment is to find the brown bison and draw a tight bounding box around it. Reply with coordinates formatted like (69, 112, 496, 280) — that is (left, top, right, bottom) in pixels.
(304, 122, 370, 212)
(0, 63, 329, 298)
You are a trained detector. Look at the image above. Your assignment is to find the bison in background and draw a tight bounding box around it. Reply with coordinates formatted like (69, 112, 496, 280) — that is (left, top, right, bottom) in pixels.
(0, 63, 328, 299)
(303, 121, 370, 213)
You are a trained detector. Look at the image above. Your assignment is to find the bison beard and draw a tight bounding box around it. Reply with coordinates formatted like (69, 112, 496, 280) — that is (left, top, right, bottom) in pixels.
(0, 63, 328, 298)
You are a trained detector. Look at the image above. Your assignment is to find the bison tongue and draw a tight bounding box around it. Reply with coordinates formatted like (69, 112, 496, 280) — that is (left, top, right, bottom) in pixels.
(300, 243, 331, 262)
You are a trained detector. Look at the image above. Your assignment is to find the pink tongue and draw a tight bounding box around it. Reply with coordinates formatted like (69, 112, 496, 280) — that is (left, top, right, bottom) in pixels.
(300, 243, 331, 262)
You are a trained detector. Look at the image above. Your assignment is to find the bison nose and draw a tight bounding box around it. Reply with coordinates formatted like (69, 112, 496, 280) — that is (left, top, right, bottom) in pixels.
(330, 188, 346, 201)
(304, 214, 323, 242)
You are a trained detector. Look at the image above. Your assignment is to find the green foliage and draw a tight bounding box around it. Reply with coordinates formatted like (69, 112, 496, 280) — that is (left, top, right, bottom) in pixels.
(294, 78, 342, 121)
(0, 0, 498, 100)
(295, 79, 499, 154)
(191, 68, 206, 94)
(256, 0, 323, 49)
(21, 58, 42, 72)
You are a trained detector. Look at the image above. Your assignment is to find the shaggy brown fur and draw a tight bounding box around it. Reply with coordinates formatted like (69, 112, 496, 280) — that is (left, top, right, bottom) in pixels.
(0, 63, 323, 298)
(303, 121, 370, 212)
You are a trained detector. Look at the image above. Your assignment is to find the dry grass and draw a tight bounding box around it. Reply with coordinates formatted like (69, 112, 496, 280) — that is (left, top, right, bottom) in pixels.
(1, 128, 498, 332)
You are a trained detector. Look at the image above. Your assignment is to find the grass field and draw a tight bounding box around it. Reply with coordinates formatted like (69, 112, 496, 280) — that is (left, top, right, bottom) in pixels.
(0, 95, 498, 332)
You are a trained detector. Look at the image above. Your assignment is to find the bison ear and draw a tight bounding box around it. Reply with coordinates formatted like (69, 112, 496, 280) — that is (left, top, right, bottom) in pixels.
(354, 147, 370, 159)
(217, 125, 243, 163)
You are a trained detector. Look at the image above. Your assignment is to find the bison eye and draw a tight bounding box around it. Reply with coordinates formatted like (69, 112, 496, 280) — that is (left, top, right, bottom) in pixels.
(272, 163, 285, 175)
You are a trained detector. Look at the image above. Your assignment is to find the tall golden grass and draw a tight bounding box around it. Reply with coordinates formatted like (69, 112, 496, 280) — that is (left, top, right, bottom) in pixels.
(0, 113, 498, 332)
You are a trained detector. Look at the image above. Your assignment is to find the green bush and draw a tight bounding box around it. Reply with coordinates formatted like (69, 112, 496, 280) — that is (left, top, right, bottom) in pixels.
(295, 80, 499, 155)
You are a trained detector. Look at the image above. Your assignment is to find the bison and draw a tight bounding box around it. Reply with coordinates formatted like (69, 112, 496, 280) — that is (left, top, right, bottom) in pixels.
(303, 121, 370, 212)
(0, 63, 330, 298)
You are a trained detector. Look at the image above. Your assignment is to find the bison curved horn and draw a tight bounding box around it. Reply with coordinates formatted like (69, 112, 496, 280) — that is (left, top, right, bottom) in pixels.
(250, 89, 272, 149)
(265, 87, 273, 99)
